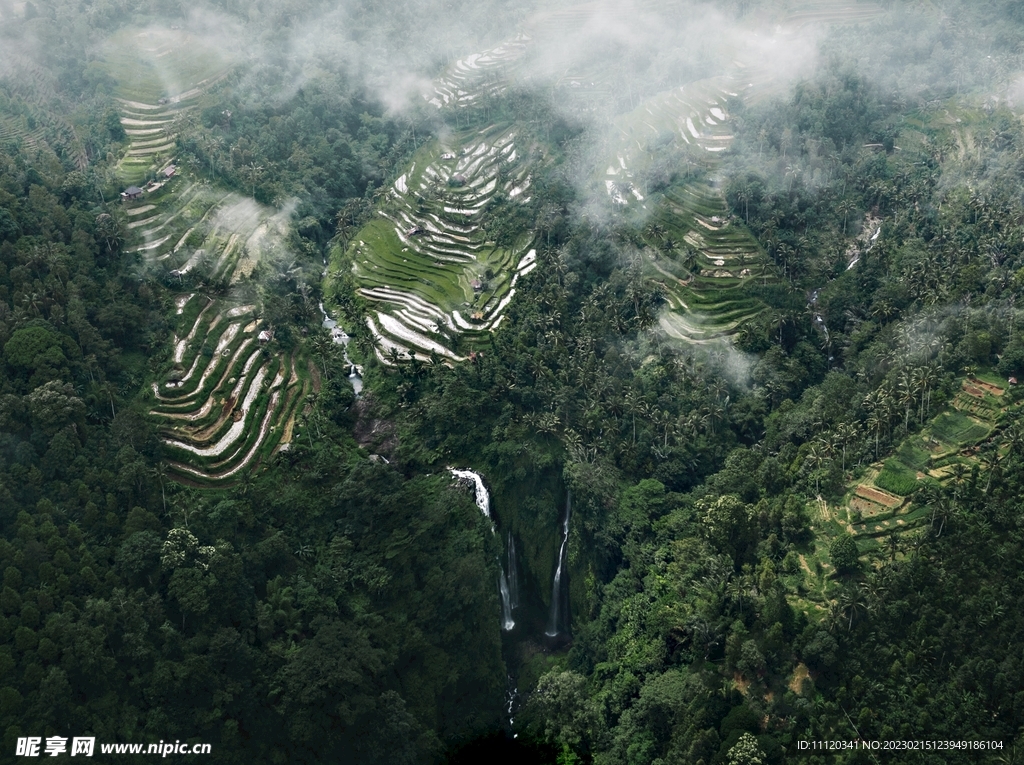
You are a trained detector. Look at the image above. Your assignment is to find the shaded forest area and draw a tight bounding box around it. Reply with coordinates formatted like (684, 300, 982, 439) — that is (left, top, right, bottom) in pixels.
(2, 0, 1024, 764)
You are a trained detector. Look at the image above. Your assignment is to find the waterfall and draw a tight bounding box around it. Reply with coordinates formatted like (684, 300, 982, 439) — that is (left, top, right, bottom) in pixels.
(449, 468, 491, 522)
(498, 531, 519, 632)
(499, 569, 515, 631)
(450, 468, 517, 631)
(318, 302, 363, 395)
(505, 674, 519, 730)
(545, 492, 571, 637)
(507, 531, 519, 610)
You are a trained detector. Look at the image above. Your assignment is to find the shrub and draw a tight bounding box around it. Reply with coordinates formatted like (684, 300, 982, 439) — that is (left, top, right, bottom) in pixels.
(829, 534, 860, 573)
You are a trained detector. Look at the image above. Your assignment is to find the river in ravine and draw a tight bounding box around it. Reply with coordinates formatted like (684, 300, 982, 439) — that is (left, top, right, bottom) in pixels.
(447, 468, 573, 730)
(318, 301, 363, 395)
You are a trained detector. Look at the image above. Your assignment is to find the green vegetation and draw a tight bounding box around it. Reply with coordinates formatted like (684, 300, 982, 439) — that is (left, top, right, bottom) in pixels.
(873, 458, 920, 496)
(338, 123, 539, 361)
(930, 410, 990, 445)
(5, 0, 1024, 763)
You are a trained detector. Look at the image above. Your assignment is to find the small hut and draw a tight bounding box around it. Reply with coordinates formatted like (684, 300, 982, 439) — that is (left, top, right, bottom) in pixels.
(120, 186, 143, 201)
(162, 164, 177, 178)
(471, 279, 483, 293)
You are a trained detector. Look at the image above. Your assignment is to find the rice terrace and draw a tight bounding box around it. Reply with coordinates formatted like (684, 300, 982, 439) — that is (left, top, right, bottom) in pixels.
(98, 25, 311, 484)
(93, 1, 893, 484)
(5, 0, 1024, 761)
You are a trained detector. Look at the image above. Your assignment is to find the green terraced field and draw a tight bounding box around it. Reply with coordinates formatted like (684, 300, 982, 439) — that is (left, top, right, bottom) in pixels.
(101, 24, 310, 485)
(149, 297, 307, 483)
(346, 124, 537, 362)
(599, 72, 776, 343)
(645, 179, 771, 342)
(335, 0, 885, 360)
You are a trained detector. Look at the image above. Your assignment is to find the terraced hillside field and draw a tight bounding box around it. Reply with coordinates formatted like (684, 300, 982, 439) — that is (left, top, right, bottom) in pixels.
(790, 371, 1019, 613)
(99, 26, 231, 185)
(338, 0, 888, 359)
(0, 45, 92, 168)
(349, 124, 537, 363)
(100, 25, 310, 485)
(603, 74, 773, 342)
(124, 180, 293, 284)
(151, 297, 310, 482)
(425, 35, 530, 110)
(840, 376, 1010, 549)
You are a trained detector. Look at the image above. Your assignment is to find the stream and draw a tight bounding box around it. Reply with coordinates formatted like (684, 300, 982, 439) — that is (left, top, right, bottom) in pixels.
(318, 302, 363, 395)
(809, 219, 882, 356)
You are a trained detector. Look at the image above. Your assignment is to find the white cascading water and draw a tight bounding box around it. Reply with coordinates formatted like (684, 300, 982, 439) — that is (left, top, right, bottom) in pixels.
(545, 492, 572, 637)
(319, 302, 363, 395)
(507, 531, 519, 610)
(449, 468, 491, 522)
(449, 468, 516, 631)
(499, 569, 515, 630)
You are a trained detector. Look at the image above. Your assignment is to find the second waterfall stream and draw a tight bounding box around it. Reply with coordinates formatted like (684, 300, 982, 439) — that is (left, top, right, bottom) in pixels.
(546, 491, 571, 637)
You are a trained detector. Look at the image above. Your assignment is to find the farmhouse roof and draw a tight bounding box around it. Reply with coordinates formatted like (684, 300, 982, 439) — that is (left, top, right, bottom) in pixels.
(124, 186, 143, 195)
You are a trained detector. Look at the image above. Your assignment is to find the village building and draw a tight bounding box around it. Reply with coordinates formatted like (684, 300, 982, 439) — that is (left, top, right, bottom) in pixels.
(120, 186, 143, 201)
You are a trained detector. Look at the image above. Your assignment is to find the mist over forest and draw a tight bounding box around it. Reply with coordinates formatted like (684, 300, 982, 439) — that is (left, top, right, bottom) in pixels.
(2, 0, 1024, 763)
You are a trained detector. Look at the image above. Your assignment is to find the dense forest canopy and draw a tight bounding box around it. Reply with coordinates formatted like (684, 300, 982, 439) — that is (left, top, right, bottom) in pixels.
(1, 0, 1024, 763)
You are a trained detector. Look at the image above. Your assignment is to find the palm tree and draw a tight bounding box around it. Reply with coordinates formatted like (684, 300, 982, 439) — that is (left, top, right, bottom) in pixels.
(1001, 424, 1024, 457)
(652, 409, 674, 448)
(242, 162, 265, 198)
(866, 411, 882, 460)
(948, 462, 970, 508)
(835, 423, 857, 473)
(805, 442, 827, 494)
(911, 366, 930, 423)
(825, 599, 845, 634)
(838, 587, 867, 631)
(885, 532, 900, 561)
(897, 370, 916, 435)
(705, 401, 724, 436)
(644, 222, 665, 245)
(980, 445, 1001, 494)
(624, 390, 644, 445)
(310, 334, 334, 379)
(150, 463, 169, 511)
(735, 186, 751, 224)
